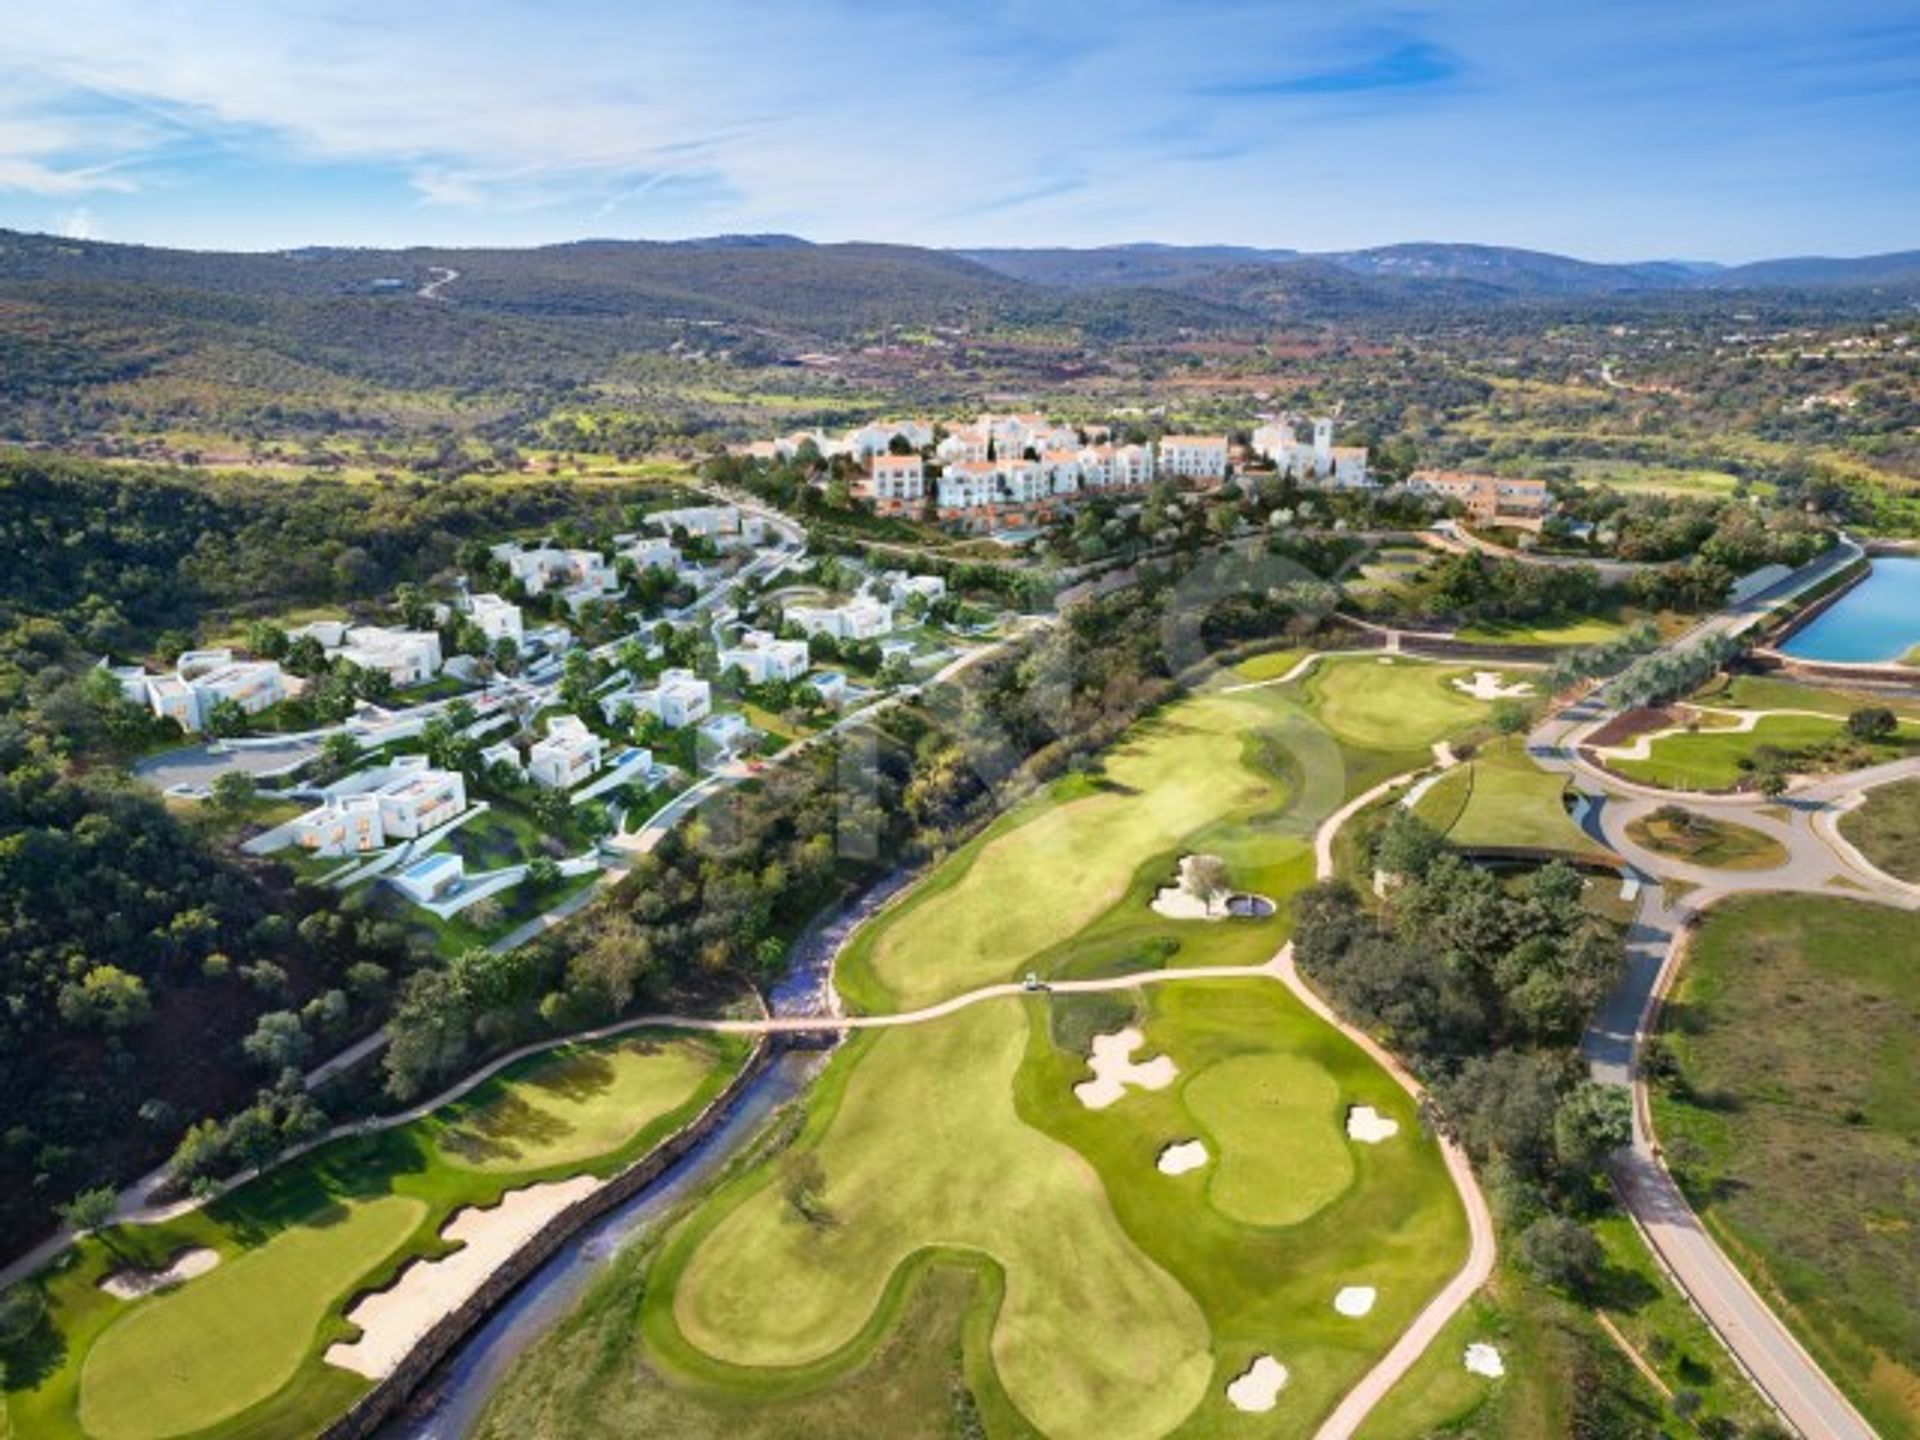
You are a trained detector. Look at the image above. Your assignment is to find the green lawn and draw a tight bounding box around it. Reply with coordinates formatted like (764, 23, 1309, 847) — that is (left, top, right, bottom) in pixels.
(1610, 713, 1843, 790)
(5, 1032, 747, 1440)
(1624, 812, 1788, 871)
(1695, 673, 1920, 723)
(1652, 895, 1920, 1439)
(1839, 778, 1920, 883)
(1454, 614, 1632, 647)
(1183, 1053, 1353, 1226)
(1414, 737, 1612, 859)
(1229, 647, 1309, 682)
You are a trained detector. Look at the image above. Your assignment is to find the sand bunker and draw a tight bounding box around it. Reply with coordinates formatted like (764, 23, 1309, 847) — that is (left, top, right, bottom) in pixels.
(1464, 1342, 1506, 1378)
(1151, 854, 1227, 920)
(1333, 1285, 1377, 1317)
(1074, 1028, 1178, 1110)
(1453, 671, 1534, 701)
(99, 1247, 220, 1299)
(325, 1175, 599, 1379)
(1156, 1140, 1210, 1175)
(1226, 1354, 1290, 1412)
(1346, 1105, 1400, 1144)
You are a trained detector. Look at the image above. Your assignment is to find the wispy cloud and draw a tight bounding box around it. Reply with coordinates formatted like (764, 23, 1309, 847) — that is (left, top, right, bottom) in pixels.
(1234, 38, 1463, 96)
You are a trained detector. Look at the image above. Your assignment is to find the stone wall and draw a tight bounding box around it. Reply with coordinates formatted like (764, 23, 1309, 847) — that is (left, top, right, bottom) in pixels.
(318, 1035, 776, 1440)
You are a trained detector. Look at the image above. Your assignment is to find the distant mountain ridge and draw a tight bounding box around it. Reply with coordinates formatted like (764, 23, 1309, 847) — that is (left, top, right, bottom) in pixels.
(959, 240, 1920, 296)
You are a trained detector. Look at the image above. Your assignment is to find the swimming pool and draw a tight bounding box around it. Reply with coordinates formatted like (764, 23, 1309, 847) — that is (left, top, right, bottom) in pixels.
(1780, 557, 1920, 664)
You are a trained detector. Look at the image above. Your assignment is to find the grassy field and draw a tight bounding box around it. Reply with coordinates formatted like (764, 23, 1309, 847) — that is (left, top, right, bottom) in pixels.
(1698, 674, 1920, 722)
(1413, 737, 1612, 859)
(1453, 614, 1632, 646)
(1624, 811, 1788, 871)
(645, 980, 1465, 1440)
(1653, 894, 1920, 1439)
(1609, 713, 1843, 790)
(5, 1033, 747, 1440)
(1838, 777, 1920, 882)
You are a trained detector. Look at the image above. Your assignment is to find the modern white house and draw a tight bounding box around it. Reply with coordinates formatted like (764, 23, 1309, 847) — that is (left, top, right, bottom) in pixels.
(480, 739, 524, 775)
(720, 631, 811, 684)
(369, 756, 467, 838)
(467, 593, 524, 645)
(139, 650, 288, 732)
(528, 714, 605, 790)
(290, 794, 386, 856)
(620, 535, 681, 572)
(786, 598, 894, 642)
(1157, 435, 1230, 483)
(881, 570, 947, 603)
(649, 504, 740, 538)
(502, 545, 617, 602)
(697, 711, 754, 764)
(638, 669, 714, 728)
(335, 626, 444, 686)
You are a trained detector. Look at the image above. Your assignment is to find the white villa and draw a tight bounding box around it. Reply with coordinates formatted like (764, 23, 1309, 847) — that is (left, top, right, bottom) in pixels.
(289, 757, 466, 855)
(1156, 435, 1230, 483)
(480, 739, 524, 775)
(605, 668, 713, 729)
(881, 570, 947, 603)
(528, 715, 605, 790)
(697, 711, 754, 763)
(649, 504, 740, 538)
(620, 535, 681, 572)
(334, 626, 443, 686)
(467, 593, 524, 646)
(1252, 417, 1371, 488)
(498, 545, 618, 609)
(720, 630, 811, 684)
(134, 650, 288, 733)
(786, 598, 894, 642)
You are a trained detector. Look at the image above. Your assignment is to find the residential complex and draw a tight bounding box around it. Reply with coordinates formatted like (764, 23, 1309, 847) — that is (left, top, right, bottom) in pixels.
(288, 757, 467, 856)
(786, 597, 894, 642)
(720, 630, 811, 684)
(1156, 435, 1231, 482)
(1252, 417, 1372, 489)
(467, 593, 524, 645)
(1407, 470, 1555, 528)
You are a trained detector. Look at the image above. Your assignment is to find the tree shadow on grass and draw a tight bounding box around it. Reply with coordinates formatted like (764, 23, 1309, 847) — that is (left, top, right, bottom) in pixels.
(210, 1129, 431, 1247)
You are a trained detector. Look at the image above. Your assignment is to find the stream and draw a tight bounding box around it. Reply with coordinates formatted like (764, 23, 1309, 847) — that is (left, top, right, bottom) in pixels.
(377, 871, 911, 1438)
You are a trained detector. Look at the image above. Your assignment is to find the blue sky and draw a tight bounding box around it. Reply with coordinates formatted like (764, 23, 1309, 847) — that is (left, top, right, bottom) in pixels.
(1, 0, 1915, 260)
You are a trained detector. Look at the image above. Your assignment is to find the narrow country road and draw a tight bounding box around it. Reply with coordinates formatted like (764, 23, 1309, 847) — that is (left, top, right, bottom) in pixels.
(418, 265, 459, 299)
(1526, 540, 1910, 1439)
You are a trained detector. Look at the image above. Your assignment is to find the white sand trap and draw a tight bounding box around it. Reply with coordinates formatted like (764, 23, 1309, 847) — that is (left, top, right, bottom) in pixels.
(1333, 1285, 1377, 1317)
(1157, 1139, 1210, 1175)
(1453, 671, 1535, 701)
(1074, 1028, 1178, 1110)
(1226, 1354, 1290, 1412)
(325, 1175, 599, 1379)
(1464, 1342, 1506, 1378)
(1151, 854, 1226, 920)
(1346, 1105, 1400, 1144)
(99, 1247, 219, 1299)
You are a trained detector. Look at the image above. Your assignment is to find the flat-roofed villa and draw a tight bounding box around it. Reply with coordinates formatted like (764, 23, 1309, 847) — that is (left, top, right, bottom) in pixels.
(1408, 469, 1554, 529)
(528, 714, 605, 790)
(467, 592, 523, 645)
(720, 631, 811, 684)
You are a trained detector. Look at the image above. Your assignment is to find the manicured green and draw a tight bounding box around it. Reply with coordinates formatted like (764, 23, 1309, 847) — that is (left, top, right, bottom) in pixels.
(5, 1032, 747, 1440)
(1653, 895, 1920, 1439)
(1184, 1053, 1353, 1226)
(1838, 777, 1920, 883)
(78, 1196, 427, 1440)
(431, 1036, 721, 1172)
(1455, 614, 1630, 646)
(1415, 737, 1612, 859)
(1625, 812, 1788, 871)
(1229, 647, 1308, 682)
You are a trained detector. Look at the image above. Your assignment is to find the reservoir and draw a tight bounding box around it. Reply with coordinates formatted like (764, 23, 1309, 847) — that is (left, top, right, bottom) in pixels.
(1779, 557, 1920, 664)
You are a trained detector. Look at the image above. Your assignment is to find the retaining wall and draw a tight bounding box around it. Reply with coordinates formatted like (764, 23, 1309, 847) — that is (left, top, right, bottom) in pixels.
(318, 1035, 777, 1440)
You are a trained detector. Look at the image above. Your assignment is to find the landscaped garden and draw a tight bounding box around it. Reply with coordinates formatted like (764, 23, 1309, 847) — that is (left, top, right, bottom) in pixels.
(1624, 807, 1788, 871)
(1649, 894, 1920, 1439)
(1412, 736, 1613, 860)
(2, 1032, 749, 1440)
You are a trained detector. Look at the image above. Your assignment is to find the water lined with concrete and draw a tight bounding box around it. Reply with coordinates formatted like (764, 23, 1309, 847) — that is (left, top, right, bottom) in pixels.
(1780, 557, 1920, 663)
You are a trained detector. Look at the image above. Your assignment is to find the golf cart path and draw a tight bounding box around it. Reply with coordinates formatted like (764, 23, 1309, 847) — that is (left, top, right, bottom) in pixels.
(1, 748, 1501, 1440)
